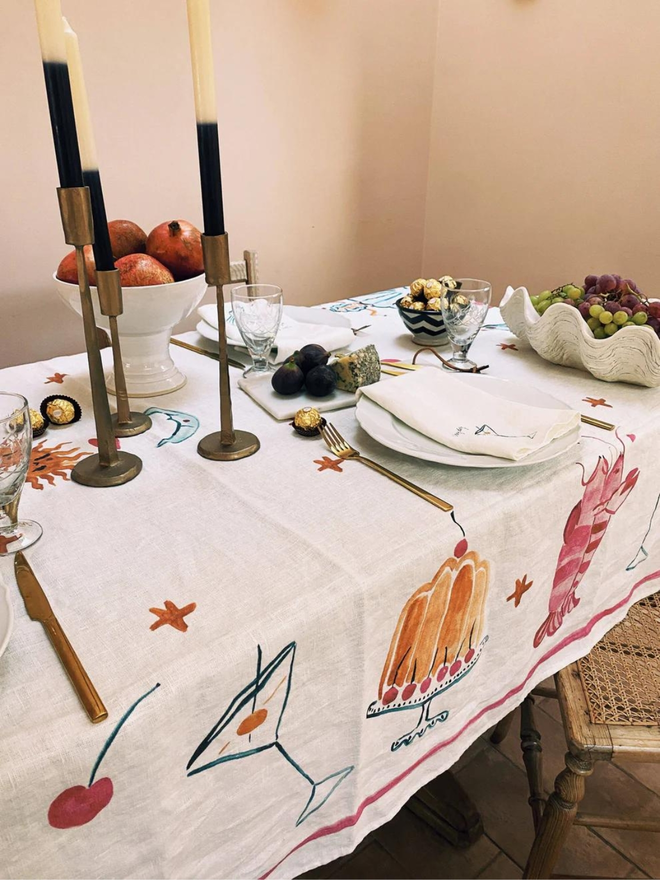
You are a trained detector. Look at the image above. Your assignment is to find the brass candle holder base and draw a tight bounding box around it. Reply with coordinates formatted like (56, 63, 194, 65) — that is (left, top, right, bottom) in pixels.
(197, 430, 260, 462)
(196, 233, 260, 462)
(72, 451, 142, 488)
(111, 411, 152, 438)
(96, 270, 152, 439)
(56, 187, 142, 487)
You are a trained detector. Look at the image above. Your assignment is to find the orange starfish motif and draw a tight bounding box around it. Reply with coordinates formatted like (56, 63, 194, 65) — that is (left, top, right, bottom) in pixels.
(0, 533, 21, 554)
(45, 373, 68, 385)
(499, 343, 518, 351)
(583, 397, 612, 409)
(149, 600, 197, 632)
(507, 574, 533, 608)
(315, 456, 344, 473)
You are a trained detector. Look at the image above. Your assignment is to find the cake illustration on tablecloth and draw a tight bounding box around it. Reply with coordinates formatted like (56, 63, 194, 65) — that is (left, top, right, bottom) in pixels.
(367, 544, 490, 751)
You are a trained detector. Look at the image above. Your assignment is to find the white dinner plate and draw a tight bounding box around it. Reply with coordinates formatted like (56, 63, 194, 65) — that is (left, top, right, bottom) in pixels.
(0, 576, 14, 663)
(355, 372, 580, 469)
(196, 304, 351, 347)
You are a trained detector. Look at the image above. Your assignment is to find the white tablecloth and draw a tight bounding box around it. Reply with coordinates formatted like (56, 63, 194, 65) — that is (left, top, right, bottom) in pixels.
(0, 289, 659, 879)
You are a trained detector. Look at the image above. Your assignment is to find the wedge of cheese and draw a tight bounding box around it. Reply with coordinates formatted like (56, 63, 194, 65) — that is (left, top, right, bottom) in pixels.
(330, 344, 381, 392)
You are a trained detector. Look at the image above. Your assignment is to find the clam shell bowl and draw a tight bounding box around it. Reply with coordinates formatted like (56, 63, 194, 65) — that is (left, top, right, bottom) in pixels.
(500, 286, 660, 388)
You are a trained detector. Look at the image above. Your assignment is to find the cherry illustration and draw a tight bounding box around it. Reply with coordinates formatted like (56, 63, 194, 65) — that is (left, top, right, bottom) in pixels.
(47, 683, 159, 830)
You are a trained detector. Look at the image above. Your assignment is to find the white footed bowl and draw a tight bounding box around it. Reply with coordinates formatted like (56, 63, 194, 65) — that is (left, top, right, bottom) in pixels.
(500, 286, 660, 388)
(55, 273, 208, 397)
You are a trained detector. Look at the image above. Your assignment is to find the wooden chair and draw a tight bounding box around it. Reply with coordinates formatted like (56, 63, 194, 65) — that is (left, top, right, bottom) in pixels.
(491, 592, 660, 879)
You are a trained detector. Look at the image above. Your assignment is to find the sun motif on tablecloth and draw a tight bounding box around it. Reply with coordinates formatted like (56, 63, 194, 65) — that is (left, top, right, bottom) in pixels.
(534, 435, 639, 648)
(187, 642, 354, 826)
(367, 542, 491, 751)
(26, 441, 90, 490)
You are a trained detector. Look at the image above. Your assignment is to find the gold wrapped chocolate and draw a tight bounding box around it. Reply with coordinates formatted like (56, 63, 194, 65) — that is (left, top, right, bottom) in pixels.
(410, 278, 427, 296)
(424, 280, 442, 300)
(399, 296, 415, 309)
(29, 409, 47, 437)
(46, 398, 76, 425)
(439, 275, 458, 290)
(426, 297, 442, 311)
(292, 406, 325, 437)
(410, 301, 425, 311)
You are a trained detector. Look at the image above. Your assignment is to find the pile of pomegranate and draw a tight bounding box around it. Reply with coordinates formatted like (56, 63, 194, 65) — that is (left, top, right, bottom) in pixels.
(56, 219, 204, 287)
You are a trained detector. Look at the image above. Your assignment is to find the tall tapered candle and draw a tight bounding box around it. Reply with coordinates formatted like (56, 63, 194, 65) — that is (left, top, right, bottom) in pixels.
(63, 18, 114, 271)
(186, 0, 226, 236)
(34, 0, 83, 189)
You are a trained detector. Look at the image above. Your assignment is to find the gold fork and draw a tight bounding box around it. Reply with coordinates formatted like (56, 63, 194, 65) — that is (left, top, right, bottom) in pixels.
(321, 422, 453, 512)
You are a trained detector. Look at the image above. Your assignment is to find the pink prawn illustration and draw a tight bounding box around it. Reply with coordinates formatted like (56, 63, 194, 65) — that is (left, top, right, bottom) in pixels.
(534, 438, 639, 648)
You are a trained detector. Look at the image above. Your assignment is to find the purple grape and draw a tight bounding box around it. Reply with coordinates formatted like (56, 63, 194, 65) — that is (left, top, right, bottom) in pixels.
(632, 303, 648, 315)
(620, 306, 633, 318)
(585, 285, 596, 298)
(620, 294, 639, 310)
(584, 274, 598, 288)
(578, 302, 592, 318)
(604, 301, 620, 314)
(613, 274, 622, 288)
(621, 278, 636, 294)
(594, 283, 602, 295)
(647, 316, 660, 332)
(598, 274, 617, 292)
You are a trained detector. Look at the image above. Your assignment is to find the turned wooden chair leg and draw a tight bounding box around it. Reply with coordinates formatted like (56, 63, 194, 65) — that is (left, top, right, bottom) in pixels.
(524, 751, 594, 880)
(490, 709, 516, 744)
(520, 696, 545, 830)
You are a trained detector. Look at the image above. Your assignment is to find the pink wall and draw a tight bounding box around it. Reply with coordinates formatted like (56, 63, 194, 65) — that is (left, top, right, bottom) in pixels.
(423, 0, 660, 304)
(0, 0, 438, 367)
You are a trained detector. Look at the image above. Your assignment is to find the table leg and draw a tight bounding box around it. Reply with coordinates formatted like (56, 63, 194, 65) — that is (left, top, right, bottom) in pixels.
(409, 771, 484, 848)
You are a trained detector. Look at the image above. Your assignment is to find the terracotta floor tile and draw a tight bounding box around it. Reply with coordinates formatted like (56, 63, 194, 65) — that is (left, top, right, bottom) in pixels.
(374, 804, 497, 879)
(615, 761, 660, 799)
(476, 851, 523, 879)
(456, 744, 634, 877)
(452, 733, 492, 775)
(328, 841, 406, 879)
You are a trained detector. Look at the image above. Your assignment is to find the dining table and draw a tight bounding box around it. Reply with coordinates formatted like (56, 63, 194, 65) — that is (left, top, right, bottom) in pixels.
(1, 285, 659, 880)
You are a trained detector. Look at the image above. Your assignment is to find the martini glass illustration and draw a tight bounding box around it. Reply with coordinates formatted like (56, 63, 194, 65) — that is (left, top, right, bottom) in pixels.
(187, 642, 353, 826)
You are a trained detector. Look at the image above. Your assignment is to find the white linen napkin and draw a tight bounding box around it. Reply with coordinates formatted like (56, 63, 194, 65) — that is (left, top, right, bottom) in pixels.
(197, 304, 355, 364)
(358, 369, 580, 461)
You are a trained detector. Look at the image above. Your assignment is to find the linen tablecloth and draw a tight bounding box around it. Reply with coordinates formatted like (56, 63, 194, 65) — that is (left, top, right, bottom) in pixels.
(0, 288, 659, 879)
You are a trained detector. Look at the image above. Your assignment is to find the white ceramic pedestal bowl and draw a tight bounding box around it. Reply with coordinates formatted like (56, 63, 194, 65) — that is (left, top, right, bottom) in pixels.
(54, 273, 208, 397)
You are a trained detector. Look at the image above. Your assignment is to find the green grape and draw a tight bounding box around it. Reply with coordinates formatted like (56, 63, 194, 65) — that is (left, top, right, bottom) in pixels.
(599, 311, 613, 324)
(593, 326, 607, 339)
(613, 311, 628, 325)
(604, 322, 618, 336)
(589, 304, 604, 318)
(529, 295, 539, 306)
(564, 285, 582, 300)
(633, 311, 648, 325)
(538, 290, 552, 302)
(587, 316, 601, 332)
(537, 301, 551, 315)
(550, 297, 564, 305)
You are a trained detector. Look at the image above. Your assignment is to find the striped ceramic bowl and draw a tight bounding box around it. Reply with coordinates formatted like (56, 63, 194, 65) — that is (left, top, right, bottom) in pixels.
(396, 297, 448, 346)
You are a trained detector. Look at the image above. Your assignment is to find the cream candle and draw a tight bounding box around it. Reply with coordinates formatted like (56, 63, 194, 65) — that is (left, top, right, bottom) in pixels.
(186, 0, 225, 236)
(62, 17, 113, 270)
(34, 0, 83, 188)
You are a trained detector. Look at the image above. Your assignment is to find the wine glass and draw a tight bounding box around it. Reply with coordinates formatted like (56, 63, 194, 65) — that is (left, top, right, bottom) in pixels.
(0, 393, 42, 556)
(230, 284, 284, 377)
(440, 279, 492, 371)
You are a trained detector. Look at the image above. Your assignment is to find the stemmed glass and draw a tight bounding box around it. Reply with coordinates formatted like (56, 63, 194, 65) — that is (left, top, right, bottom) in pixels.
(0, 393, 42, 556)
(440, 279, 492, 371)
(231, 284, 284, 377)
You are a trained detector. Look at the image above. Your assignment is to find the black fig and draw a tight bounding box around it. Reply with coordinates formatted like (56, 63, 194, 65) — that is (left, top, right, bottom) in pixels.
(271, 361, 305, 395)
(305, 365, 337, 397)
(297, 343, 330, 374)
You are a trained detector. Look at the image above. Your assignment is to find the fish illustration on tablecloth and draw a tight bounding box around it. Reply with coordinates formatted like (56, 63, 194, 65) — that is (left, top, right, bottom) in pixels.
(143, 407, 200, 447)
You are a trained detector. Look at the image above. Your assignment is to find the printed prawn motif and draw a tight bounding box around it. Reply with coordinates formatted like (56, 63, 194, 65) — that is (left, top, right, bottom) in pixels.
(534, 436, 639, 648)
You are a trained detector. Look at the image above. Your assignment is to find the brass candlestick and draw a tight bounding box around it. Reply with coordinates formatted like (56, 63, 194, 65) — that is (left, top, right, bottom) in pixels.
(196, 233, 260, 461)
(56, 187, 142, 487)
(95, 269, 152, 438)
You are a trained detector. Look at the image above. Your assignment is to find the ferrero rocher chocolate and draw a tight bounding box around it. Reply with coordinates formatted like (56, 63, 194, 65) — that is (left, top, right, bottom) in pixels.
(410, 301, 425, 311)
(399, 296, 414, 309)
(40, 395, 81, 427)
(410, 278, 427, 297)
(291, 407, 325, 437)
(29, 408, 47, 438)
(439, 275, 458, 290)
(424, 279, 442, 300)
(426, 297, 442, 311)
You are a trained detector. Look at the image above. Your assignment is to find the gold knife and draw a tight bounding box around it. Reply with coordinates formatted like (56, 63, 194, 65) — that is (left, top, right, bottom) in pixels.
(170, 337, 247, 370)
(14, 553, 107, 723)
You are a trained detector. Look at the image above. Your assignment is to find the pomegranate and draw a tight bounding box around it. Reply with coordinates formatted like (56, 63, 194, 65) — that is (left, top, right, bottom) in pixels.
(115, 254, 174, 287)
(108, 220, 147, 259)
(56, 246, 97, 285)
(146, 219, 204, 280)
